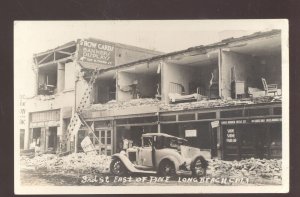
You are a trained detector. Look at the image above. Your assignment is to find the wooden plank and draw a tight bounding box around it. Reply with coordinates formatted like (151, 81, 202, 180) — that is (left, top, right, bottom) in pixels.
(38, 52, 53, 64)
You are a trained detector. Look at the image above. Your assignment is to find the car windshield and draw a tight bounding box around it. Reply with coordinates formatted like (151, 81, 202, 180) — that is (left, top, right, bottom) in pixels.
(143, 137, 153, 147)
(163, 137, 186, 149)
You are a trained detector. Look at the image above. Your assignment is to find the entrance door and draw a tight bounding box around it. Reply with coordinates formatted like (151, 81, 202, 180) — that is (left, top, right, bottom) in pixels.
(97, 129, 112, 156)
(48, 127, 57, 152)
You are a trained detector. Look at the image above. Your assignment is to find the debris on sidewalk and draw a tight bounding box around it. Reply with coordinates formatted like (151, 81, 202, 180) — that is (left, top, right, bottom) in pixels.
(21, 153, 111, 174)
(206, 158, 282, 180)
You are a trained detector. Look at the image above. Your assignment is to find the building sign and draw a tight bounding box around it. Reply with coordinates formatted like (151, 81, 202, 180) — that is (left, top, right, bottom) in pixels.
(81, 136, 97, 154)
(77, 39, 115, 66)
(19, 96, 26, 128)
(225, 128, 237, 143)
(221, 118, 281, 125)
(221, 119, 247, 125)
(185, 129, 197, 137)
(211, 121, 220, 128)
(251, 118, 282, 123)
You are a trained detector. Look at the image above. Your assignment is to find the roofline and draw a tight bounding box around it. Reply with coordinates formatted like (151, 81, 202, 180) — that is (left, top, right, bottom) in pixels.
(34, 37, 163, 58)
(96, 29, 281, 73)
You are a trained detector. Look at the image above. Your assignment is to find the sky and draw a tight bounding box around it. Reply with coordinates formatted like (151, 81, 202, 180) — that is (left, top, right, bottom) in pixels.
(14, 20, 284, 97)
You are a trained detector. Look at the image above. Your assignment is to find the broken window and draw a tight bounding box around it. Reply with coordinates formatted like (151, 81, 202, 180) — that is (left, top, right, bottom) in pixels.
(94, 70, 116, 104)
(38, 64, 57, 95)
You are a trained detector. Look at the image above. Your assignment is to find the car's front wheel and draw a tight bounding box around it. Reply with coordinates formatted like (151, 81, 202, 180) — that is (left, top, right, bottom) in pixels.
(110, 159, 127, 176)
(191, 157, 207, 177)
(159, 160, 176, 177)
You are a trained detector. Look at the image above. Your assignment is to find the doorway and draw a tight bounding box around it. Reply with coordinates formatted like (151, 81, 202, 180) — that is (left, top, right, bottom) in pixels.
(48, 127, 57, 151)
(94, 129, 112, 156)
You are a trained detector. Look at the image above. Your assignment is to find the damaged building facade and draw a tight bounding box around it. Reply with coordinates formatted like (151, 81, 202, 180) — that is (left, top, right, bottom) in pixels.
(25, 38, 162, 153)
(25, 30, 282, 161)
(80, 30, 283, 160)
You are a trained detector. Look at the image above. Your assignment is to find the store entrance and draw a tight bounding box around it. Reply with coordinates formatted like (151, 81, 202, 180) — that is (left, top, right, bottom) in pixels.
(48, 127, 57, 152)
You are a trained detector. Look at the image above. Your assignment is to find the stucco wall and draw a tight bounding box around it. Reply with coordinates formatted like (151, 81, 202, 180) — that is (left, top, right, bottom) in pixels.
(115, 47, 161, 66)
(221, 51, 258, 98)
(162, 63, 192, 102)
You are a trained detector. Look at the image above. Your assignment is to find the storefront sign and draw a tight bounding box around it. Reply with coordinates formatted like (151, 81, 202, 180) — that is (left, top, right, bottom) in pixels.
(211, 121, 220, 128)
(185, 129, 197, 137)
(221, 120, 247, 125)
(225, 129, 237, 143)
(252, 118, 282, 123)
(77, 39, 115, 65)
(81, 136, 97, 154)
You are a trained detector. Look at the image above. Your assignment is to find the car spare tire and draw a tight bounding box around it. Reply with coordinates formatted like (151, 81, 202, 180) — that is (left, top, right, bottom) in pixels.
(110, 158, 127, 176)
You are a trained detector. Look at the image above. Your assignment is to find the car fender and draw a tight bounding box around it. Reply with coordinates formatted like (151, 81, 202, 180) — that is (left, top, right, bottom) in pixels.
(111, 153, 138, 173)
(158, 155, 182, 170)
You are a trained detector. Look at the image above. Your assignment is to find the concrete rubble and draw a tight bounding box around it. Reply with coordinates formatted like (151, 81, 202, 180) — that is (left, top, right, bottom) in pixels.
(206, 158, 282, 181)
(21, 153, 111, 174)
(85, 96, 282, 112)
(21, 153, 281, 181)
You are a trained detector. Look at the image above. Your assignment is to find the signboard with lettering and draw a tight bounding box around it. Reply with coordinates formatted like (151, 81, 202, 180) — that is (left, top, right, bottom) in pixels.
(77, 39, 115, 65)
(81, 136, 97, 154)
(211, 121, 220, 128)
(225, 128, 237, 143)
(185, 129, 197, 137)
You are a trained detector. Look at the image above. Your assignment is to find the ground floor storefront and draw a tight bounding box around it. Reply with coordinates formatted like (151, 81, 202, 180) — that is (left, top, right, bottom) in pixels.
(80, 103, 282, 161)
(221, 120, 282, 160)
(27, 108, 73, 154)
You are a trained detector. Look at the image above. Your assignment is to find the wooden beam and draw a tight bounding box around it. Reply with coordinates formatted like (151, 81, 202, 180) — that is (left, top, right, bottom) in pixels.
(57, 50, 73, 55)
(38, 56, 74, 67)
(38, 52, 53, 64)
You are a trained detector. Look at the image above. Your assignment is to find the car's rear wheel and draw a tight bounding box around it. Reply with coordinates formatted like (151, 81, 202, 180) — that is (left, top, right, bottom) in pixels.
(110, 159, 127, 176)
(159, 160, 176, 177)
(191, 157, 207, 177)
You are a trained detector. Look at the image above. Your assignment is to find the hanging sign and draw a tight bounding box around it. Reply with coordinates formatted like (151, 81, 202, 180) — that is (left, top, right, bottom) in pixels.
(81, 136, 97, 154)
(225, 128, 237, 143)
(77, 39, 115, 66)
(211, 121, 220, 128)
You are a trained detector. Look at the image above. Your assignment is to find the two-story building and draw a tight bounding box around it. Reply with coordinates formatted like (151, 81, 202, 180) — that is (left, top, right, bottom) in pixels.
(25, 38, 163, 153)
(79, 30, 283, 160)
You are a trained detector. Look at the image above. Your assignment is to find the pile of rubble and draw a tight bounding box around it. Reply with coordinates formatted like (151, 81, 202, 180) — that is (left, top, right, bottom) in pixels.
(206, 158, 282, 180)
(21, 153, 111, 174)
(85, 96, 281, 113)
(86, 98, 161, 111)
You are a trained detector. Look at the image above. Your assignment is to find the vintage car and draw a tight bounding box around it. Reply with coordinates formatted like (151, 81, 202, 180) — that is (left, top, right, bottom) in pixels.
(110, 133, 208, 177)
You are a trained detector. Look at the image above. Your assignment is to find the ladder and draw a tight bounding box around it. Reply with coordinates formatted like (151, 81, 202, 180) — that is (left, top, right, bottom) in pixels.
(65, 66, 102, 151)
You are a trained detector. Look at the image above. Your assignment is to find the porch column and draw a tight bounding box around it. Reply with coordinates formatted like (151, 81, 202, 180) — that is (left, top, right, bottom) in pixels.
(57, 63, 65, 93)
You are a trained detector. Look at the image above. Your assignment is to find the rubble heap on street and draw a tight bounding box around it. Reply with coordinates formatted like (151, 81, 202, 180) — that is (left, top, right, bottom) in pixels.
(206, 158, 282, 181)
(21, 153, 111, 174)
(21, 153, 281, 181)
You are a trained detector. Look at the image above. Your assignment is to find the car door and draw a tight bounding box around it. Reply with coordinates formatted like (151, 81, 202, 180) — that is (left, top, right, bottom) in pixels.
(139, 137, 153, 167)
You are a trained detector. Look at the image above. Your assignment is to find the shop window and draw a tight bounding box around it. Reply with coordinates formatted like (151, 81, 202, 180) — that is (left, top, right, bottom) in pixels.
(220, 110, 243, 118)
(198, 112, 216, 120)
(273, 107, 282, 115)
(269, 123, 282, 146)
(116, 116, 158, 125)
(160, 115, 176, 122)
(245, 108, 269, 116)
(178, 114, 195, 121)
